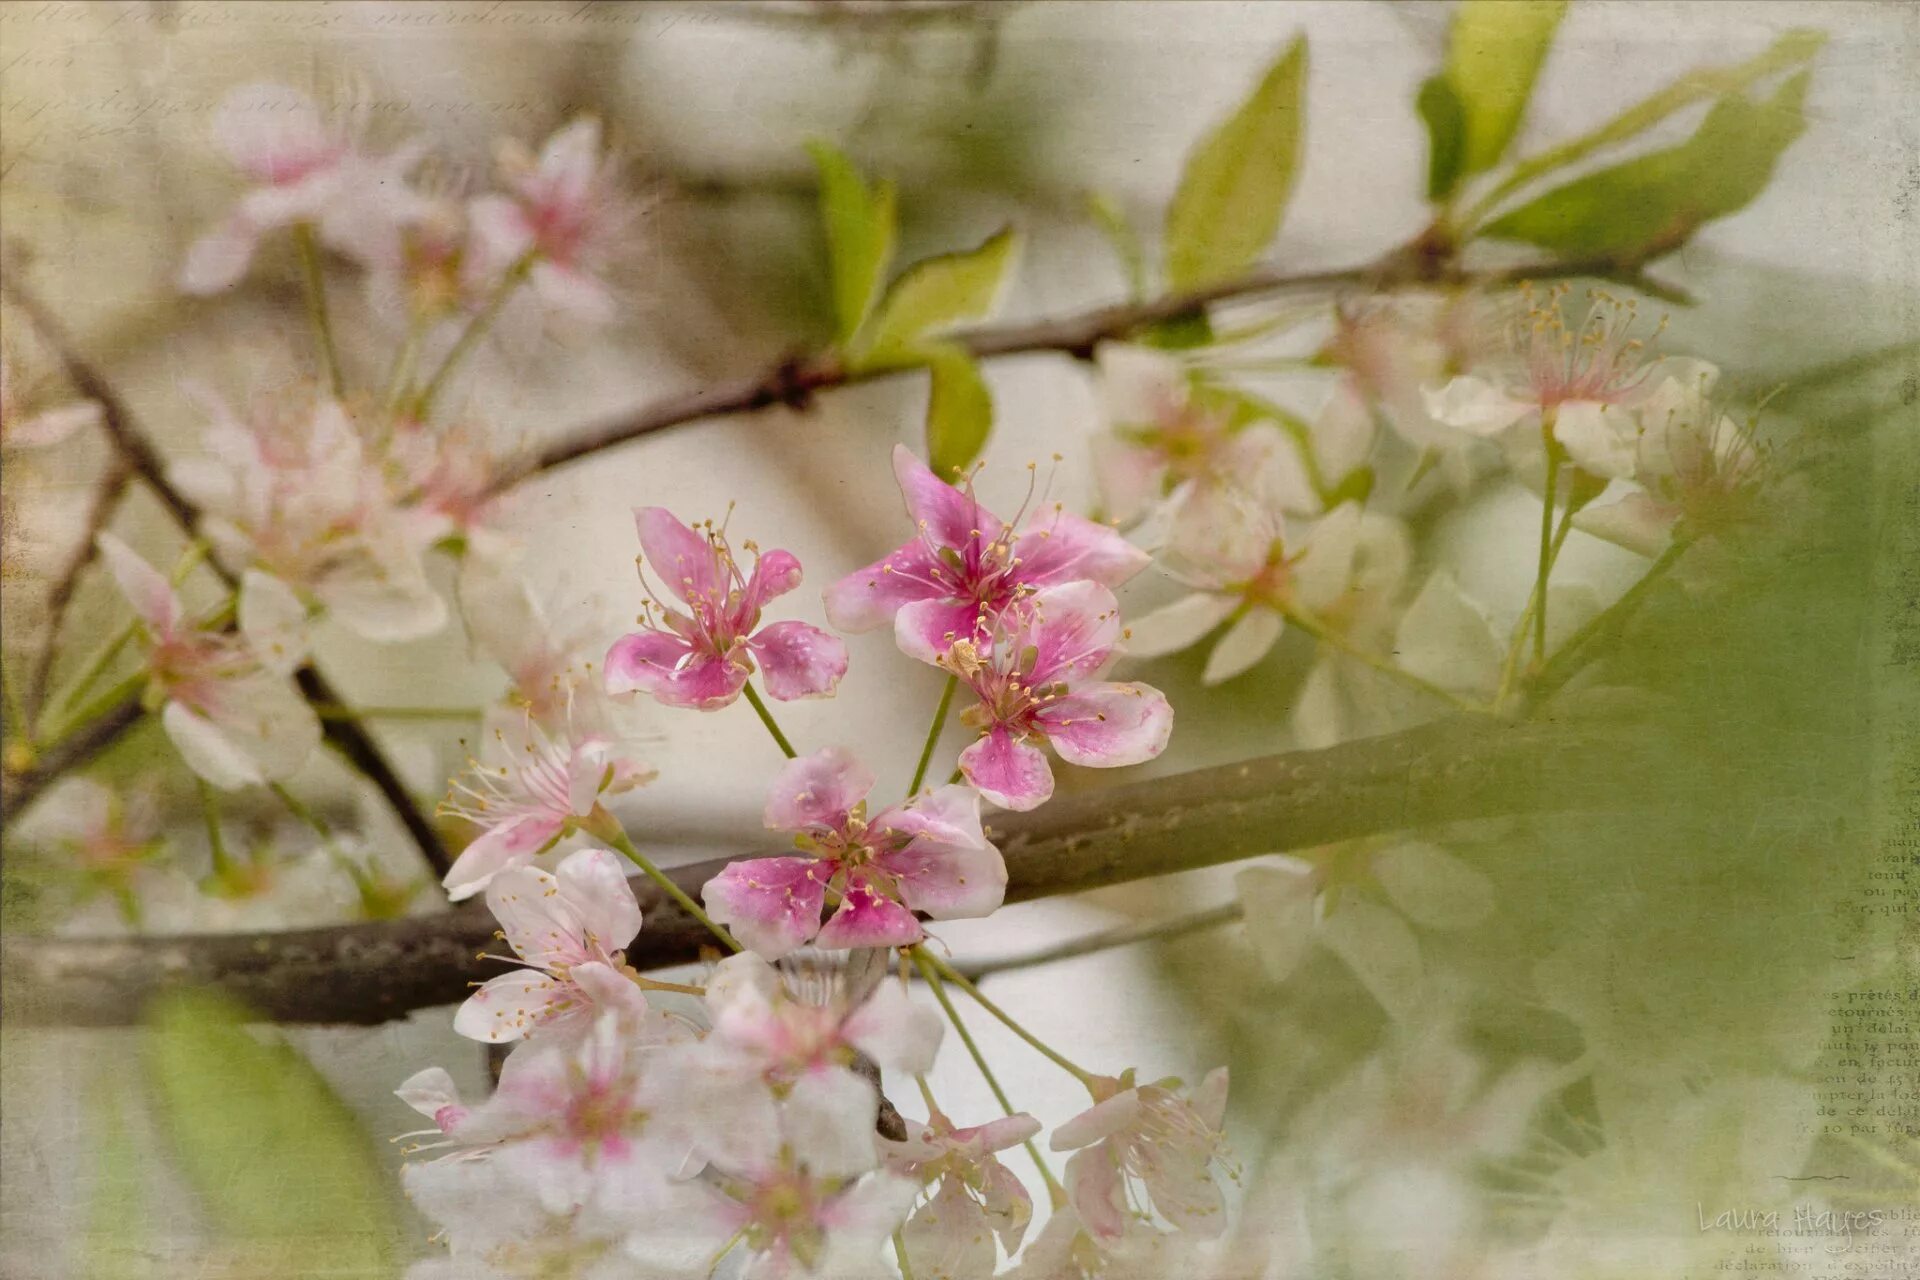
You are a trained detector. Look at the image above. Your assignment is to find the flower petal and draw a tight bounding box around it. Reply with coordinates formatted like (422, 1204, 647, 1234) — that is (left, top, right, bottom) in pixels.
(894, 596, 990, 665)
(161, 702, 265, 791)
(96, 532, 180, 635)
(700, 856, 828, 960)
(958, 727, 1053, 812)
(453, 968, 572, 1043)
(1553, 399, 1639, 480)
(1235, 862, 1318, 982)
(634, 507, 720, 606)
(823, 541, 946, 634)
(1394, 571, 1502, 697)
(1020, 580, 1122, 685)
(178, 217, 264, 295)
(842, 979, 943, 1074)
(604, 630, 746, 709)
(1422, 375, 1534, 436)
(784, 1067, 881, 1178)
(1065, 1146, 1129, 1242)
(1051, 1090, 1144, 1152)
(1575, 490, 1677, 559)
(892, 442, 999, 549)
(1011, 507, 1152, 591)
(1201, 608, 1284, 685)
(763, 746, 875, 834)
(238, 569, 310, 675)
(1317, 897, 1424, 1022)
(747, 620, 848, 701)
(555, 846, 643, 953)
(486, 862, 587, 968)
(442, 813, 563, 902)
(1122, 591, 1237, 660)
(875, 787, 1007, 920)
(1036, 682, 1173, 768)
(815, 880, 925, 950)
(902, 1177, 999, 1280)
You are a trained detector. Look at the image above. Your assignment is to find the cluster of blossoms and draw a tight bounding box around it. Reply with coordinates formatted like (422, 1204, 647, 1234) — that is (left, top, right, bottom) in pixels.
(398, 445, 1242, 1277)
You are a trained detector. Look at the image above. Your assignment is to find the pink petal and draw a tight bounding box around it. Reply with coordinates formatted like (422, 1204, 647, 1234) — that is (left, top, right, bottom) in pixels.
(823, 540, 947, 635)
(604, 630, 747, 709)
(1019, 581, 1122, 686)
(700, 857, 829, 960)
(1091, 433, 1170, 525)
(1051, 1089, 1144, 1151)
(842, 980, 943, 1075)
(873, 787, 1007, 920)
(554, 847, 643, 954)
(762, 747, 875, 835)
(211, 83, 334, 181)
(634, 507, 721, 606)
(891, 443, 999, 549)
(1064, 1146, 1128, 1242)
(1011, 507, 1150, 591)
(485, 863, 588, 969)
(1035, 682, 1173, 769)
(96, 532, 180, 635)
(742, 549, 804, 614)
(532, 117, 602, 210)
(894, 597, 990, 666)
(748, 621, 848, 702)
(962, 1113, 1044, 1155)
(979, 1155, 1036, 1250)
(958, 727, 1054, 812)
(442, 813, 564, 902)
(815, 880, 925, 950)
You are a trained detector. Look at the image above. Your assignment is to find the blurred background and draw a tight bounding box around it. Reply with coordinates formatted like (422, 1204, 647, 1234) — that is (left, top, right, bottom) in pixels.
(1, 2, 1915, 1277)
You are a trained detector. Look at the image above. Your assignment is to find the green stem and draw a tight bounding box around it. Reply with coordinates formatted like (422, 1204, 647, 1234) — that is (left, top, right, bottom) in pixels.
(37, 670, 146, 753)
(1529, 537, 1692, 701)
(1287, 610, 1491, 716)
(411, 251, 535, 420)
(382, 319, 427, 417)
(946, 765, 964, 786)
(911, 948, 1066, 1205)
(196, 778, 233, 880)
(293, 223, 344, 398)
(916, 947, 1098, 1088)
(596, 817, 741, 952)
(270, 783, 333, 840)
(1533, 421, 1562, 667)
(906, 675, 958, 797)
(892, 1231, 917, 1280)
(740, 681, 798, 759)
(36, 619, 137, 741)
(1496, 503, 1578, 709)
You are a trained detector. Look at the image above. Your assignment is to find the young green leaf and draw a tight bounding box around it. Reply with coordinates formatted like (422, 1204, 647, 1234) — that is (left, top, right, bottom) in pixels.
(807, 139, 898, 344)
(1416, 75, 1468, 202)
(142, 989, 397, 1275)
(921, 343, 994, 478)
(1482, 69, 1812, 261)
(1163, 35, 1307, 290)
(859, 227, 1020, 365)
(1445, 0, 1567, 179)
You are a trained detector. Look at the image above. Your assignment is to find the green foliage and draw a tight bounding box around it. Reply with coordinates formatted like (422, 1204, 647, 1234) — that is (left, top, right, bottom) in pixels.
(1483, 69, 1812, 260)
(921, 343, 994, 478)
(859, 226, 1021, 366)
(1163, 35, 1307, 290)
(1086, 190, 1147, 300)
(1444, 0, 1567, 181)
(81, 1080, 159, 1280)
(807, 140, 898, 344)
(1416, 75, 1468, 201)
(142, 989, 396, 1277)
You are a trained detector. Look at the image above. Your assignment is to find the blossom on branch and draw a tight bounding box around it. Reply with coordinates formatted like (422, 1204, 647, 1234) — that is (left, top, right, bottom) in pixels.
(1051, 1067, 1233, 1243)
(882, 1109, 1042, 1280)
(703, 746, 1007, 960)
(824, 445, 1149, 661)
(604, 507, 847, 710)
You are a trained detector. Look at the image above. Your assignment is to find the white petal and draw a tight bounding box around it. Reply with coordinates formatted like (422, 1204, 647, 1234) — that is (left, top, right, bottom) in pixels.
(162, 702, 265, 790)
(783, 1067, 880, 1178)
(1292, 502, 1364, 612)
(1122, 592, 1237, 660)
(1235, 862, 1318, 981)
(96, 532, 180, 634)
(394, 1066, 460, 1119)
(1317, 898, 1424, 1021)
(1394, 572, 1502, 696)
(1202, 607, 1283, 684)
(1422, 376, 1533, 436)
(1552, 400, 1638, 480)
(1095, 342, 1188, 426)
(1371, 842, 1495, 931)
(843, 981, 942, 1075)
(238, 570, 310, 675)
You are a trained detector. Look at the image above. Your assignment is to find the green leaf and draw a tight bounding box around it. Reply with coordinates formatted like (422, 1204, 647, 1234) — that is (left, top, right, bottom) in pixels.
(1482, 69, 1812, 260)
(1417, 75, 1467, 201)
(921, 343, 994, 478)
(82, 1080, 158, 1280)
(859, 227, 1020, 365)
(1445, 0, 1567, 178)
(807, 140, 897, 344)
(143, 989, 396, 1276)
(1163, 35, 1307, 290)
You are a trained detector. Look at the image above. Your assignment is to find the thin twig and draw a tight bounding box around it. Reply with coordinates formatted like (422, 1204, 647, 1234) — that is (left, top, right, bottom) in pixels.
(26, 455, 134, 720)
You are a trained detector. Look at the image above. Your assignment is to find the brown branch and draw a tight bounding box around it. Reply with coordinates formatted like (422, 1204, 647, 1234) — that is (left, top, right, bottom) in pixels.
(25, 455, 135, 720)
(491, 249, 1684, 491)
(0, 278, 452, 877)
(0, 707, 1676, 1026)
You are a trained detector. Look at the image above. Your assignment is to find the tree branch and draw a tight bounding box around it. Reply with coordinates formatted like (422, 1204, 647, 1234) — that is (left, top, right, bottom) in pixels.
(491, 248, 1682, 490)
(0, 279, 452, 876)
(1, 708, 1674, 1026)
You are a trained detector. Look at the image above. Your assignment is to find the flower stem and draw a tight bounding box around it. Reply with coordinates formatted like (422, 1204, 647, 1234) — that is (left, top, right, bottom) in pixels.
(893, 1231, 917, 1280)
(1528, 536, 1692, 701)
(382, 318, 427, 417)
(1534, 416, 1562, 667)
(740, 681, 798, 759)
(906, 674, 957, 797)
(411, 250, 535, 421)
(1287, 610, 1491, 716)
(36, 669, 146, 754)
(915, 946, 1098, 1088)
(311, 703, 483, 722)
(36, 619, 138, 742)
(196, 777, 233, 880)
(911, 947, 1066, 1205)
(1496, 502, 1579, 709)
(596, 817, 741, 952)
(293, 223, 344, 399)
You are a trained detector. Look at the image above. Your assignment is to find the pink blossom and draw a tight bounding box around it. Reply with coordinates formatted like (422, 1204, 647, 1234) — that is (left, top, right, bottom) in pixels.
(180, 83, 427, 295)
(439, 711, 655, 901)
(824, 445, 1149, 661)
(467, 117, 636, 323)
(923, 581, 1172, 812)
(604, 508, 847, 711)
(702, 747, 1007, 960)
(96, 533, 321, 790)
(699, 1161, 918, 1280)
(662, 953, 942, 1179)
(882, 1109, 1041, 1280)
(455, 848, 652, 1043)
(1051, 1067, 1233, 1241)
